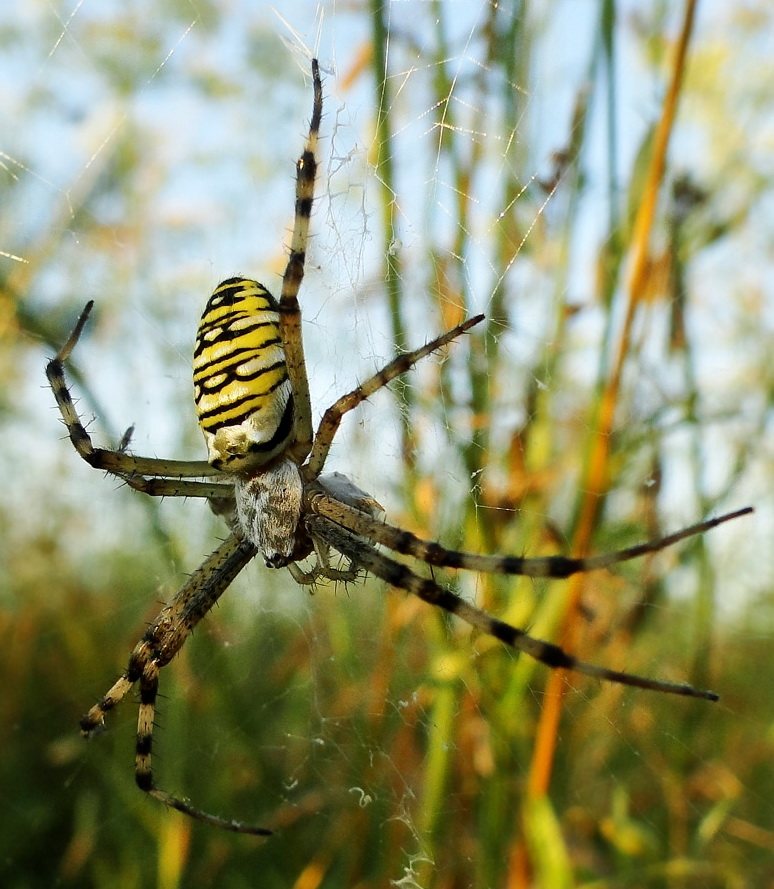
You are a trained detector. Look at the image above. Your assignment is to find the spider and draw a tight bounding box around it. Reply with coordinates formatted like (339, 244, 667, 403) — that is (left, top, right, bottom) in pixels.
(48, 59, 751, 835)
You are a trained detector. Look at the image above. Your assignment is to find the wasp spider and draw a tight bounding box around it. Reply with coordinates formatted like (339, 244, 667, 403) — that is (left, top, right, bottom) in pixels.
(47, 59, 752, 835)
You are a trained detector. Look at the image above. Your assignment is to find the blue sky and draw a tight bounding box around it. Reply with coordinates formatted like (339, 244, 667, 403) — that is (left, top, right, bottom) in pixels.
(1, 0, 770, 609)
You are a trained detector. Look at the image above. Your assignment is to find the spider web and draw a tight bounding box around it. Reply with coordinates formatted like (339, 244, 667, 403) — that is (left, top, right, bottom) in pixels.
(2, 2, 774, 887)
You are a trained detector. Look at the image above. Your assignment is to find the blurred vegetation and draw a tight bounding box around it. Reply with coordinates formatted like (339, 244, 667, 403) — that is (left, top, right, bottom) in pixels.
(2, 1, 773, 888)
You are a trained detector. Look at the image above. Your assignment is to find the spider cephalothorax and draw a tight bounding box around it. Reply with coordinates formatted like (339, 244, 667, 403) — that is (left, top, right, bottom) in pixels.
(48, 58, 752, 835)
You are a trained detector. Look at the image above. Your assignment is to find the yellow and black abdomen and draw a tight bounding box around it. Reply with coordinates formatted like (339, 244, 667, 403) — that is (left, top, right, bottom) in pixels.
(193, 277, 294, 471)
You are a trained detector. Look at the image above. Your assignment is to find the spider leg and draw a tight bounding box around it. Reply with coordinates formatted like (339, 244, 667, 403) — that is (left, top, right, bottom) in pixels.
(136, 659, 271, 835)
(80, 533, 255, 732)
(81, 533, 270, 835)
(279, 58, 322, 465)
(304, 314, 484, 479)
(123, 477, 235, 499)
(287, 534, 359, 586)
(307, 491, 752, 578)
(306, 516, 719, 701)
(309, 533, 360, 583)
(47, 301, 220, 480)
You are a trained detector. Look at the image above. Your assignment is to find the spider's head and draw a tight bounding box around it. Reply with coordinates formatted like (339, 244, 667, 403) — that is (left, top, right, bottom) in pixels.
(234, 459, 307, 568)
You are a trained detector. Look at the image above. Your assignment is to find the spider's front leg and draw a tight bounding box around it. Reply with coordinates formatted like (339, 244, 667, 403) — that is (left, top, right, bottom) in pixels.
(81, 534, 257, 734)
(80, 533, 269, 835)
(306, 517, 721, 701)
